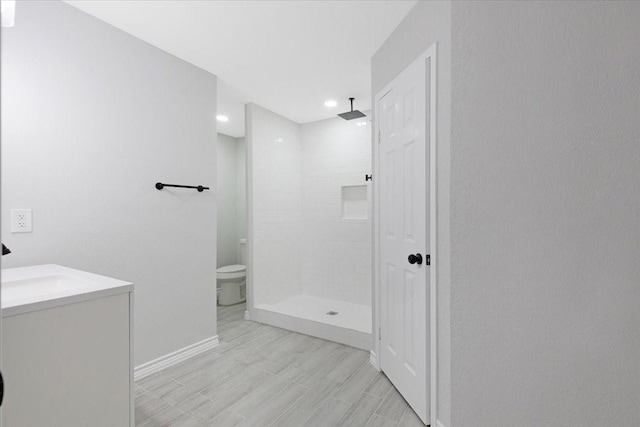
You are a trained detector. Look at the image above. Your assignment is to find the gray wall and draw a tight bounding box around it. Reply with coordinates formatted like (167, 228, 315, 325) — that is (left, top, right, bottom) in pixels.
(236, 137, 246, 242)
(372, 1, 452, 425)
(217, 133, 240, 267)
(451, 1, 640, 425)
(1, 1, 218, 366)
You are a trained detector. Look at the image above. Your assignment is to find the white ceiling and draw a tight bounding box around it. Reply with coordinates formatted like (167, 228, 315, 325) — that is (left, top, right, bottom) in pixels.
(65, 0, 416, 137)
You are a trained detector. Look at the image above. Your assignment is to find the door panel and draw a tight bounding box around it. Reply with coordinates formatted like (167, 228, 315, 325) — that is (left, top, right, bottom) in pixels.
(379, 56, 430, 423)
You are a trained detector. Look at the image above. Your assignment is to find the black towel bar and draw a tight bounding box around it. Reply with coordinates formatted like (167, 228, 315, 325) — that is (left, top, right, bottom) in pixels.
(155, 182, 210, 192)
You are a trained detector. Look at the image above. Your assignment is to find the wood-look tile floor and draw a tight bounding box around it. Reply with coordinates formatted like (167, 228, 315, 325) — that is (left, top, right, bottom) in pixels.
(135, 303, 426, 427)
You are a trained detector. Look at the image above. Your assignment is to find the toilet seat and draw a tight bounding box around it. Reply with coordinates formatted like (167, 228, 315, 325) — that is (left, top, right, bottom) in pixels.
(217, 264, 246, 280)
(217, 264, 246, 273)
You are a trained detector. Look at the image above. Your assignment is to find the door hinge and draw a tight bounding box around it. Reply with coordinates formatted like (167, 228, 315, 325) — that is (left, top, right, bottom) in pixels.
(378, 326, 381, 341)
(426, 254, 431, 266)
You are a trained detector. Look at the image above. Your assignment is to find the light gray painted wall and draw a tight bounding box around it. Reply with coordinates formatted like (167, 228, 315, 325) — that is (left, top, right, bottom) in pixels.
(451, 1, 640, 425)
(372, 1, 452, 425)
(236, 137, 246, 243)
(1, 0, 217, 366)
(217, 133, 239, 267)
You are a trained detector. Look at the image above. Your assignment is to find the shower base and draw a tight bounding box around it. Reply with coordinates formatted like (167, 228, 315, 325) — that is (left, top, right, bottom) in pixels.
(253, 295, 372, 350)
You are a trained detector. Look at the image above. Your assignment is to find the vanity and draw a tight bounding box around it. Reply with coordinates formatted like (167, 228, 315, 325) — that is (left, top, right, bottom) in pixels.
(1, 264, 134, 427)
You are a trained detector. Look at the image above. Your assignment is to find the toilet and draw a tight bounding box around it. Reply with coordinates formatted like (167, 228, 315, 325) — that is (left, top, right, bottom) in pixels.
(217, 239, 247, 306)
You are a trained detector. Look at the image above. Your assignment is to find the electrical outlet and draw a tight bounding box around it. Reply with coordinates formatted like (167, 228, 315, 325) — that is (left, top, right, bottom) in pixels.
(11, 209, 33, 233)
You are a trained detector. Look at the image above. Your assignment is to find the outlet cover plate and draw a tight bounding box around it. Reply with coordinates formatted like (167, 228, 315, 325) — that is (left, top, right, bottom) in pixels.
(11, 209, 33, 233)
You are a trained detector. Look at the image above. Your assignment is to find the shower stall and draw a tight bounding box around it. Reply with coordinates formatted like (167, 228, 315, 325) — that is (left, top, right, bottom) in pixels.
(245, 103, 372, 350)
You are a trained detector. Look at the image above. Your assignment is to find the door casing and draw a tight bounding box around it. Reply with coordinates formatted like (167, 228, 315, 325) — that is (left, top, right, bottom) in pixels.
(372, 43, 438, 427)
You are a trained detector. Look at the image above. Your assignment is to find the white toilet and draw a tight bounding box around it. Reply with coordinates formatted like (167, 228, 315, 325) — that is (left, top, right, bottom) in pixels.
(217, 239, 247, 306)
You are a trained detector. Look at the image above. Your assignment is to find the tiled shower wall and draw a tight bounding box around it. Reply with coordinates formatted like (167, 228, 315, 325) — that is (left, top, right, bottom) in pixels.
(248, 104, 302, 306)
(300, 116, 372, 306)
(248, 104, 371, 307)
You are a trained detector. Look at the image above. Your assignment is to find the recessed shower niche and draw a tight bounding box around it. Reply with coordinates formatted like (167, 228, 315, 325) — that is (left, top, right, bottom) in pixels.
(341, 185, 368, 220)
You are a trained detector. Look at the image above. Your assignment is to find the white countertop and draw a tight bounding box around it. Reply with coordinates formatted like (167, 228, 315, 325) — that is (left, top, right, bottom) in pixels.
(1, 264, 133, 317)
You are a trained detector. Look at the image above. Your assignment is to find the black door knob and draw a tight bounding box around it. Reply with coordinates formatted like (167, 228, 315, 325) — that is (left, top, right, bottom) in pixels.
(408, 254, 423, 265)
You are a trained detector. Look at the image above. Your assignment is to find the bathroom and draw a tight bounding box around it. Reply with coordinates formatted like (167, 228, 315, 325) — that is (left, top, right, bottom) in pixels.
(3, 1, 639, 427)
(1, 1, 408, 425)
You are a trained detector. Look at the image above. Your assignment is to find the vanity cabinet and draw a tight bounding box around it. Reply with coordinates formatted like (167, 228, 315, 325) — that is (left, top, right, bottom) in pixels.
(1, 265, 134, 427)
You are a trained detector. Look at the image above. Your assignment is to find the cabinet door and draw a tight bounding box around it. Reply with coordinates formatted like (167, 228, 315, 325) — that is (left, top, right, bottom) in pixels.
(2, 293, 131, 427)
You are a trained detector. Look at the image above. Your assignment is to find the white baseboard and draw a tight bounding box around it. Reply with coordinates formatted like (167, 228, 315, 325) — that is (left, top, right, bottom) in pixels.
(369, 350, 380, 370)
(134, 335, 219, 381)
(437, 420, 446, 427)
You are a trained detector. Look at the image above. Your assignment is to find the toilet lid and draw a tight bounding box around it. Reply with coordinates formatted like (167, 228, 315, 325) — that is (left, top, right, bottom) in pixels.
(217, 264, 246, 273)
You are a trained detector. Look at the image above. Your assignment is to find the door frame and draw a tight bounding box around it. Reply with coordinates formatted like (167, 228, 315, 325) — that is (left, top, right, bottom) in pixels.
(372, 43, 437, 427)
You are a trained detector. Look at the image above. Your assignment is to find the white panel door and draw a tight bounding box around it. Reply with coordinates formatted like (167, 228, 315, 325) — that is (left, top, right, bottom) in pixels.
(378, 56, 429, 423)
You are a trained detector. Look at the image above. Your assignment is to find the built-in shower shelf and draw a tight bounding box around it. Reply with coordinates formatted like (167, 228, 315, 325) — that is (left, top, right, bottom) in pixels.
(341, 185, 368, 220)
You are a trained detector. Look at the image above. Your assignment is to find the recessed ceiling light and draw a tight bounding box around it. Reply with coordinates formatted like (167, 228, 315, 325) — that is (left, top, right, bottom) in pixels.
(1, 0, 16, 28)
(324, 100, 337, 108)
(275, 138, 284, 143)
(216, 115, 229, 122)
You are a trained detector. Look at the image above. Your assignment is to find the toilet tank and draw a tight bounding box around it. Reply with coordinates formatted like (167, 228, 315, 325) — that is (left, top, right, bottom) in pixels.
(239, 238, 247, 265)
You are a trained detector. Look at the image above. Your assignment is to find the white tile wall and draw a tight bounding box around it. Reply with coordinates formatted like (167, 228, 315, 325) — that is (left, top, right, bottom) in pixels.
(248, 104, 302, 306)
(249, 105, 372, 312)
(300, 115, 372, 306)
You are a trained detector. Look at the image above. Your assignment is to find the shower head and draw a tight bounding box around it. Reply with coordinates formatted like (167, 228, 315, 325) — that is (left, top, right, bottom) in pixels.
(337, 98, 366, 120)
